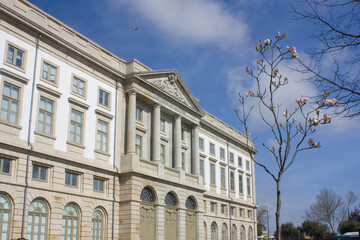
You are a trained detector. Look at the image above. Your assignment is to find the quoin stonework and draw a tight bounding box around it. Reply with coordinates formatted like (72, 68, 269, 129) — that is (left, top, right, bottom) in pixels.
(0, 0, 257, 239)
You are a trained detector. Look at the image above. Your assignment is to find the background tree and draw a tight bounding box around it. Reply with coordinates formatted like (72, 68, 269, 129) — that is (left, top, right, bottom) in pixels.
(292, 0, 360, 117)
(305, 188, 358, 233)
(274, 222, 304, 240)
(237, 33, 337, 240)
(338, 208, 360, 234)
(301, 220, 331, 240)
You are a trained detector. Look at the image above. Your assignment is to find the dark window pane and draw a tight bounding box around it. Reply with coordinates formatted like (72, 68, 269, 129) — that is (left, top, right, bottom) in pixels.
(2, 159, 10, 173)
(99, 180, 103, 191)
(65, 172, 71, 185)
(40, 166, 47, 180)
(32, 165, 39, 179)
(93, 178, 98, 190)
(72, 174, 77, 187)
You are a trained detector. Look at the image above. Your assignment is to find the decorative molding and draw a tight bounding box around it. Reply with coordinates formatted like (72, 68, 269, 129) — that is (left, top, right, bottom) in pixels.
(36, 84, 62, 98)
(152, 74, 186, 103)
(0, 68, 29, 84)
(68, 97, 90, 109)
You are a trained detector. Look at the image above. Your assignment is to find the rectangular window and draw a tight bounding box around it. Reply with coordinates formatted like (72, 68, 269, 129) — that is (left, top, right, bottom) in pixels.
(136, 106, 142, 121)
(247, 177, 251, 196)
(199, 138, 204, 150)
(70, 109, 83, 145)
(240, 208, 244, 217)
(231, 207, 236, 217)
(230, 152, 234, 164)
(98, 89, 109, 108)
(1, 82, 20, 124)
(238, 157, 242, 168)
(221, 204, 226, 214)
(160, 118, 165, 132)
(72, 76, 85, 96)
(32, 164, 47, 181)
(200, 159, 204, 177)
(248, 210, 253, 219)
(93, 177, 105, 192)
(209, 143, 215, 155)
(38, 97, 54, 135)
(65, 171, 79, 187)
(6, 44, 24, 68)
(135, 135, 142, 157)
(220, 148, 225, 159)
(230, 171, 235, 191)
(210, 202, 216, 213)
(246, 160, 250, 171)
(210, 163, 216, 185)
(97, 119, 108, 152)
(160, 144, 165, 163)
(220, 167, 226, 188)
(239, 174, 243, 194)
(42, 62, 57, 83)
(0, 157, 11, 174)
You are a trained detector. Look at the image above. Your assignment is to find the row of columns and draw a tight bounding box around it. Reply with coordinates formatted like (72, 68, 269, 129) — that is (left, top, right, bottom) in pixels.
(125, 90, 200, 174)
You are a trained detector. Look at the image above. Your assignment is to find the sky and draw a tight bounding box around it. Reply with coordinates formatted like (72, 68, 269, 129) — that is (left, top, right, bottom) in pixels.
(29, 0, 360, 234)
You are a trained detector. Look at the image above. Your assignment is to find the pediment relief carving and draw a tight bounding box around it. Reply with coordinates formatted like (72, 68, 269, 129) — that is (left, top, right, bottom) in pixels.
(151, 74, 187, 104)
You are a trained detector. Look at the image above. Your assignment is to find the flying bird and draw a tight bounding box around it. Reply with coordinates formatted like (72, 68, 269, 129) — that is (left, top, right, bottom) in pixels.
(132, 27, 138, 31)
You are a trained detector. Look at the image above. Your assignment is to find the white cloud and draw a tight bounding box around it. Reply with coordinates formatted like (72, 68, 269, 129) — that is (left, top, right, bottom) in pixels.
(108, 0, 249, 49)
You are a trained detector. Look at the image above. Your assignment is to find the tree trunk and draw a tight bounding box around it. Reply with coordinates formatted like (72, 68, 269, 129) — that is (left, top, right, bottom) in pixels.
(276, 178, 281, 240)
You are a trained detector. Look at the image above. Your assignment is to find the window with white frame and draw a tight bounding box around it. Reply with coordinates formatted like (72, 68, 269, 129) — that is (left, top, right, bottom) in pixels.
(247, 176, 251, 197)
(209, 143, 215, 155)
(160, 144, 165, 163)
(41, 61, 58, 84)
(37, 97, 54, 135)
(72, 76, 85, 97)
(230, 171, 235, 191)
(98, 89, 110, 108)
(246, 160, 250, 171)
(96, 119, 109, 152)
(210, 163, 216, 185)
(1, 82, 20, 124)
(220, 148, 225, 159)
(62, 204, 79, 240)
(220, 167, 226, 188)
(135, 135, 142, 157)
(230, 152, 234, 164)
(238, 156, 242, 168)
(91, 210, 104, 240)
(69, 109, 83, 145)
(6, 43, 25, 69)
(239, 174, 243, 194)
(0, 194, 11, 239)
(199, 138, 204, 150)
(200, 159, 204, 177)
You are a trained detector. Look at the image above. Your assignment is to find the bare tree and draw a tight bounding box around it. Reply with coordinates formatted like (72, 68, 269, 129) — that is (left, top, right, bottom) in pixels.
(236, 33, 337, 240)
(292, 0, 360, 118)
(305, 188, 358, 233)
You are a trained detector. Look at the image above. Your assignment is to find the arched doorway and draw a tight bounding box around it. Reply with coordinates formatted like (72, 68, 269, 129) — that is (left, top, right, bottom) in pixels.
(27, 199, 49, 240)
(222, 223, 228, 240)
(165, 192, 178, 240)
(185, 196, 197, 240)
(240, 225, 245, 240)
(211, 222, 218, 240)
(231, 224, 237, 240)
(140, 187, 156, 240)
(0, 194, 11, 240)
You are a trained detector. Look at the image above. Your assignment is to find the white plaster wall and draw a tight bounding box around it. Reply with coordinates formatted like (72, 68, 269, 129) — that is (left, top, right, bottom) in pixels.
(0, 29, 116, 164)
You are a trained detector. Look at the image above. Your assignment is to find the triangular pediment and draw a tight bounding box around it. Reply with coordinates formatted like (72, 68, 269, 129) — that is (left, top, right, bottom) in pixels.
(135, 70, 203, 116)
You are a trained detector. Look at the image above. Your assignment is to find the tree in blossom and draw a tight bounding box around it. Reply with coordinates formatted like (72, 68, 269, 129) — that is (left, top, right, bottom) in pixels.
(236, 32, 338, 240)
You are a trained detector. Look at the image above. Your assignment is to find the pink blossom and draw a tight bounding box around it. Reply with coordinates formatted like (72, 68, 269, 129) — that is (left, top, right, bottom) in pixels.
(325, 98, 338, 106)
(273, 68, 280, 78)
(264, 39, 271, 46)
(246, 90, 255, 97)
(308, 138, 321, 148)
(296, 98, 301, 104)
(258, 40, 262, 48)
(292, 50, 299, 58)
(322, 114, 331, 123)
(283, 110, 290, 117)
(301, 97, 309, 104)
(287, 46, 295, 52)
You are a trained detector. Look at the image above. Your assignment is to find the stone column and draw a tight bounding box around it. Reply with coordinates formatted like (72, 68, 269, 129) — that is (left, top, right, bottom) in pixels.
(174, 115, 182, 169)
(127, 90, 136, 154)
(152, 103, 161, 162)
(193, 125, 200, 175)
(156, 205, 165, 240)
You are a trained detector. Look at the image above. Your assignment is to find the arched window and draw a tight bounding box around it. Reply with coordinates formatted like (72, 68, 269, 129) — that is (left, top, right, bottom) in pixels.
(140, 187, 155, 203)
(231, 224, 237, 240)
(185, 197, 196, 210)
(27, 199, 48, 240)
(240, 225, 245, 240)
(222, 223, 228, 240)
(91, 210, 104, 240)
(248, 226, 253, 240)
(62, 204, 80, 240)
(0, 194, 11, 240)
(211, 222, 217, 240)
(165, 192, 177, 206)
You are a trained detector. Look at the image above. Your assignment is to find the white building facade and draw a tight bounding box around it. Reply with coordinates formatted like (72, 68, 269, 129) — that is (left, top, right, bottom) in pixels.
(0, 0, 257, 239)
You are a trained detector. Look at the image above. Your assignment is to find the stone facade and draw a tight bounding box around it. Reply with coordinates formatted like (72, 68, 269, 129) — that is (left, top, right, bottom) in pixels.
(0, 0, 257, 239)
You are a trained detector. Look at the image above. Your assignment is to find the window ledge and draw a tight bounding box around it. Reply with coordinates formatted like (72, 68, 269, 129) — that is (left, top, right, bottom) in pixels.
(66, 141, 85, 149)
(94, 149, 111, 157)
(0, 119, 22, 129)
(34, 130, 56, 140)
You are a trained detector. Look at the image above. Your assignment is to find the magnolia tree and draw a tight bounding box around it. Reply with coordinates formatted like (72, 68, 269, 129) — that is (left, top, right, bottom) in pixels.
(236, 33, 338, 240)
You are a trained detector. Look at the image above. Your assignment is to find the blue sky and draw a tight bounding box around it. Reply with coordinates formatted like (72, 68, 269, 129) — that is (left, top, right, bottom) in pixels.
(30, 0, 360, 234)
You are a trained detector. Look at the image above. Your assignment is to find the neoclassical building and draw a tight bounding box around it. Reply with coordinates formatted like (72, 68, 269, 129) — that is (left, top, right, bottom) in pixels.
(0, 0, 257, 239)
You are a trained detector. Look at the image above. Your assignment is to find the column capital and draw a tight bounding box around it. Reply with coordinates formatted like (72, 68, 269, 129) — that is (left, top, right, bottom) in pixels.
(126, 88, 137, 95)
(153, 102, 161, 108)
